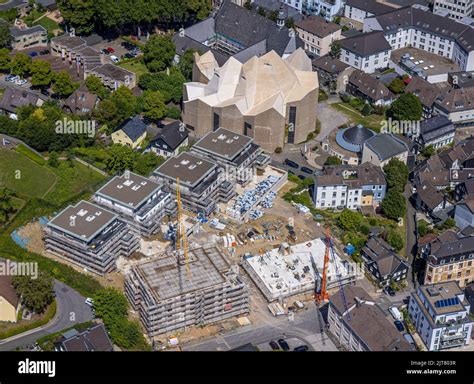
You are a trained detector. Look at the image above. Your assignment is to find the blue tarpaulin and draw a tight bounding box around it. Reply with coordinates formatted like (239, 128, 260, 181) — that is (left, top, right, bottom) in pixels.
(344, 244, 356, 255)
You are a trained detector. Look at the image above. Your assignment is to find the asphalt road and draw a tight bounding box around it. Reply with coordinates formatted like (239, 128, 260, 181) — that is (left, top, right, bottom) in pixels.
(182, 303, 337, 351)
(0, 281, 93, 351)
(404, 183, 418, 288)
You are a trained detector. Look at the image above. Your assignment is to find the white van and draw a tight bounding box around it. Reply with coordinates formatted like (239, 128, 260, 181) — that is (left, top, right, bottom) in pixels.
(110, 55, 119, 63)
(389, 306, 403, 321)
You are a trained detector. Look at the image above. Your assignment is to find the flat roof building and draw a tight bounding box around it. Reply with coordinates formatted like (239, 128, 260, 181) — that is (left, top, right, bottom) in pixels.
(192, 128, 270, 184)
(44, 200, 139, 275)
(125, 245, 249, 336)
(241, 238, 361, 302)
(153, 152, 235, 216)
(93, 172, 172, 237)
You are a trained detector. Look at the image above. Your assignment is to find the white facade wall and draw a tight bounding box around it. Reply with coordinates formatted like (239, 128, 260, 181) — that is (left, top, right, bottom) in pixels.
(344, 5, 373, 24)
(314, 184, 347, 208)
(341, 48, 390, 73)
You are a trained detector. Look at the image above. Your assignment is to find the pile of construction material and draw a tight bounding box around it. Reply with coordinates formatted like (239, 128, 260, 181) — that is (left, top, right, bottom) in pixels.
(226, 175, 280, 220)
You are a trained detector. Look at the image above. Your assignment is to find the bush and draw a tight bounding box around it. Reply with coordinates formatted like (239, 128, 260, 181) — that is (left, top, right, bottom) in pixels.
(165, 106, 181, 119)
(325, 156, 342, 165)
(274, 147, 282, 154)
(386, 230, 404, 252)
(337, 209, 363, 231)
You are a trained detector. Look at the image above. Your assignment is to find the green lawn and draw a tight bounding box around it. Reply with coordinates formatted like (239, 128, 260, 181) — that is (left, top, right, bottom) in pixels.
(34, 17, 62, 35)
(0, 148, 56, 199)
(118, 58, 149, 78)
(331, 102, 385, 132)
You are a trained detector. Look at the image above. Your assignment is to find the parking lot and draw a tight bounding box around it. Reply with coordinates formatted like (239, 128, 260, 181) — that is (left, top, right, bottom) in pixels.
(92, 38, 142, 63)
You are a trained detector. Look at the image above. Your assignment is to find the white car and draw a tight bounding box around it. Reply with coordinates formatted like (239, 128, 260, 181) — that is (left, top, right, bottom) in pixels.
(85, 298, 94, 307)
(15, 79, 27, 86)
(110, 55, 119, 63)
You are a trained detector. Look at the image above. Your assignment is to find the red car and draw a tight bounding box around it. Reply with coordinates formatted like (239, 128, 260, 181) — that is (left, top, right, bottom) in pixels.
(106, 47, 115, 54)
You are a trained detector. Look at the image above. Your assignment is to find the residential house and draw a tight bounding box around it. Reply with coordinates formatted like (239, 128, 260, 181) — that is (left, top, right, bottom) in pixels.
(363, 6, 474, 71)
(54, 323, 113, 351)
(433, 86, 474, 128)
(339, 31, 392, 74)
(0, 275, 20, 323)
(111, 116, 147, 149)
(295, 15, 342, 57)
(312, 162, 387, 209)
(404, 77, 441, 118)
(455, 197, 474, 231)
(414, 115, 455, 153)
(346, 69, 393, 105)
(362, 133, 409, 167)
(360, 236, 409, 287)
(0, 86, 47, 120)
(424, 232, 474, 287)
(148, 121, 189, 158)
(344, 0, 394, 26)
(408, 281, 473, 350)
(85, 64, 136, 91)
(63, 87, 98, 116)
(415, 182, 452, 221)
(10, 24, 47, 50)
(328, 285, 412, 351)
(312, 55, 352, 93)
(455, 178, 474, 202)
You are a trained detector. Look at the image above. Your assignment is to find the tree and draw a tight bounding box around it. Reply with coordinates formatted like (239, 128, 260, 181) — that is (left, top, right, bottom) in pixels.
(52, 71, 79, 98)
(387, 93, 422, 121)
(0, 48, 11, 72)
(386, 230, 404, 252)
(138, 68, 186, 103)
(10, 53, 32, 77)
(143, 35, 175, 73)
(382, 189, 406, 220)
(178, 48, 199, 81)
(388, 78, 405, 94)
(0, 22, 11, 48)
(257, 7, 266, 16)
(57, 0, 96, 35)
(108, 318, 143, 349)
(48, 151, 60, 167)
(12, 272, 55, 313)
(268, 10, 279, 21)
(383, 158, 409, 193)
(417, 220, 430, 237)
(31, 60, 54, 88)
(85, 75, 109, 99)
(134, 152, 164, 176)
(337, 209, 363, 231)
(329, 41, 341, 59)
(325, 156, 342, 165)
(0, 187, 15, 223)
(243, 1, 253, 10)
(361, 103, 373, 116)
(187, 0, 211, 20)
(93, 288, 128, 324)
(142, 90, 166, 122)
(105, 144, 136, 174)
(285, 18, 295, 29)
(421, 144, 435, 158)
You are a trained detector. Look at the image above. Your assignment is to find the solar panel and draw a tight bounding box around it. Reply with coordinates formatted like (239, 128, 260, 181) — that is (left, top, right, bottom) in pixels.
(434, 297, 459, 308)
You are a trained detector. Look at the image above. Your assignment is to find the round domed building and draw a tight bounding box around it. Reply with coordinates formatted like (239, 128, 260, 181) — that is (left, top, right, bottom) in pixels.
(323, 124, 376, 165)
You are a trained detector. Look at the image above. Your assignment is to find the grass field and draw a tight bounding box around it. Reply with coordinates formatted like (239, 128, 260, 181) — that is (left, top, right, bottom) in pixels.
(331, 102, 385, 132)
(118, 58, 149, 78)
(34, 16, 62, 35)
(0, 148, 56, 199)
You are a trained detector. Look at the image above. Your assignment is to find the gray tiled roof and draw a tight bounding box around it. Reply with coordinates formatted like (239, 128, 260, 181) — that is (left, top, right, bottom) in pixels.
(116, 116, 147, 142)
(340, 31, 391, 57)
(348, 69, 392, 101)
(151, 121, 188, 151)
(312, 55, 349, 74)
(296, 15, 341, 38)
(364, 133, 408, 161)
(345, 0, 394, 15)
(419, 115, 454, 143)
(10, 25, 46, 38)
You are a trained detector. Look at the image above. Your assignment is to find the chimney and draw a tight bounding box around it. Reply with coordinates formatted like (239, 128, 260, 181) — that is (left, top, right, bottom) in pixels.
(276, 5, 285, 28)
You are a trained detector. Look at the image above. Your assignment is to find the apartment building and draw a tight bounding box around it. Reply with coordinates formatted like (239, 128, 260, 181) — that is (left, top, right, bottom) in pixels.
(433, 86, 474, 128)
(408, 282, 473, 350)
(85, 63, 136, 91)
(424, 235, 474, 287)
(283, 0, 345, 21)
(328, 285, 412, 351)
(153, 152, 235, 216)
(10, 24, 47, 50)
(339, 31, 392, 73)
(125, 246, 249, 336)
(434, 0, 473, 21)
(312, 162, 386, 209)
(344, 0, 394, 25)
(92, 172, 172, 238)
(191, 128, 270, 185)
(44, 200, 139, 275)
(295, 15, 342, 57)
(415, 115, 455, 152)
(363, 5, 474, 71)
(346, 69, 393, 105)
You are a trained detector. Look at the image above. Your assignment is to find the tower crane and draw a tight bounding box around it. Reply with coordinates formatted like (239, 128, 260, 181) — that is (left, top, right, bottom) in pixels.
(175, 178, 190, 277)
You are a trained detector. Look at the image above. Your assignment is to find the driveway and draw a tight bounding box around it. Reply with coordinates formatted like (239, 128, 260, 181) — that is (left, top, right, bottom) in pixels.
(315, 101, 349, 142)
(0, 281, 93, 351)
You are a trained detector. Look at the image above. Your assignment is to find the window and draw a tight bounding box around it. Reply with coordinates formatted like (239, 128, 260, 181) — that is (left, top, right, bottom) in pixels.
(213, 113, 220, 132)
(288, 106, 297, 144)
(244, 122, 252, 136)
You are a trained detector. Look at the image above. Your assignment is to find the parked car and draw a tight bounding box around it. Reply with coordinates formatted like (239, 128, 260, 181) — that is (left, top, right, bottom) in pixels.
(16, 79, 27, 86)
(389, 306, 403, 321)
(394, 320, 404, 332)
(384, 286, 396, 296)
(298, 174, 306, 180)
(85, 298, 94, 307)
(28, 51, 38, 57)
(293, 345, 309, 352)
(106, 47, 115, 54)
(123, 53, 134, 59)
(277, 339, 290, 351)
(301, 166, 314, 174)
(5, 75, 18, 82)
(110, 55, 120, 63)
(284, 159, 298, 169)
(39, 49, 50, 55)
(40, 89, 50, 96)
(403, 333, 415, 346)
(269, 341, 279, 351)
(100, 48, 110, 55)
